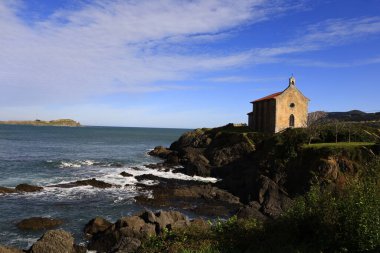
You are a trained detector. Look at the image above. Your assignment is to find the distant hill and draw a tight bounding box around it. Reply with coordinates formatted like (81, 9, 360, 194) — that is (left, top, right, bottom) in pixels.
(0, 119, 81, 127)
(309, 110, 380, 124)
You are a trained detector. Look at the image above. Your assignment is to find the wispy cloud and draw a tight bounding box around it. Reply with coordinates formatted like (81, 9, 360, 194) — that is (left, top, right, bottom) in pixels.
(1, 0, 380, 109)
(206, 76, 286, 83)
(0, 0, 296, 105)
(251, 16, 380, 62)
(285, 55, 380, 68)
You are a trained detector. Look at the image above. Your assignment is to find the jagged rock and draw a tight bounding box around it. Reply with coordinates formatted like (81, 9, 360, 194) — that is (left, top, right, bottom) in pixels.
(135, 174, 161, 181)
(16, 217, 63, 231)
(84, 217, 112, 237)
(205, 132, 255, 167)
(51, 178, 113, 189)
(120, 172, 133, 177)
(154, 211, 190, 232)
(15, 184, 43, 192)
(87, 210, 190, 252)
(173, 184, 240, 204)
(236, 201, 268, 221)
(257, 176, 293, 218)
(134, 179, 241, 217)
(148, 146, 172, 159)
(182, 150, 210, 177)
(0, 186, 17, 194)
(0, 245, 24, 253)
(28, 230, 79, 253)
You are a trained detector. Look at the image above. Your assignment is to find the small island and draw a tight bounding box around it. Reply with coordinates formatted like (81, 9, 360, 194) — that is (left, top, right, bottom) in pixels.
(0, 119, 81, 127)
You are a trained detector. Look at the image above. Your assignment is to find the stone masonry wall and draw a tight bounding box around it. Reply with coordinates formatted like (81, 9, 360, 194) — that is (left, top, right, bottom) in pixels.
(275, 85, 308, 133)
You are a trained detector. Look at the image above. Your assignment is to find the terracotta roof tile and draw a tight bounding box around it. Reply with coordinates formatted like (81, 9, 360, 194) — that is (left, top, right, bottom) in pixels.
(251, 91, 283, 103)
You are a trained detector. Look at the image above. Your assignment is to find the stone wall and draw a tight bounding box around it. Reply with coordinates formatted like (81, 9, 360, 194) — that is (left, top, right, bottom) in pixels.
(275, 85, 308, 133)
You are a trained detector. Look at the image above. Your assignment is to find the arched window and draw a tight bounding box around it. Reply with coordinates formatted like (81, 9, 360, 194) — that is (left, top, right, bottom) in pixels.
(289, 114, 295, 127)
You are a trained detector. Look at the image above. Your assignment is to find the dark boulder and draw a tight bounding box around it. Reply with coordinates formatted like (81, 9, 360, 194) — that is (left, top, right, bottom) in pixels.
(135, 181, 241, 217)
(16, 217, 63, 231)
(173, 184, 240, 204)
(205, 132, 255, 167)
(257, 176, 293, 218)
(148, 146, 172, 159)
(120, 172, 133, 177)
(135, 174, 161, 181)
(15, 184, 43, 192)
(0, 186, 17, 194)
(180, 148, 210, 176)
(236, 201, 268, 221)
(153, 210, 190, 232)
(52, 178, 113, 189)
(84, 217, 112, 238)
(87, 210, 190, 252)
(170, 129, 212, 151)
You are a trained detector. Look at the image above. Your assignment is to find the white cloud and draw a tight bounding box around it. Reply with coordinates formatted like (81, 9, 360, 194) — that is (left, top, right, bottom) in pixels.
(251, 16, 380, 62)
(0, 0, 294, 106)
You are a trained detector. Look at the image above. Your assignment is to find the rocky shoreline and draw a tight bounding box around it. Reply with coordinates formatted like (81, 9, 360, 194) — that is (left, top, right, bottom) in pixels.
(1, 124, 378, 252)
(0, 210, 213, 253)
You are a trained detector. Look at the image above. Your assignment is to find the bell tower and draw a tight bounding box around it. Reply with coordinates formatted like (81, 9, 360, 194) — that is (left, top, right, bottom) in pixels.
(289, 76, 296, 86)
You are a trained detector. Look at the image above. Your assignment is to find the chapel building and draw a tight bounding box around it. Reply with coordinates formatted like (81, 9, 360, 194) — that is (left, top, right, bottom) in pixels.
(247, 76, 309, 133)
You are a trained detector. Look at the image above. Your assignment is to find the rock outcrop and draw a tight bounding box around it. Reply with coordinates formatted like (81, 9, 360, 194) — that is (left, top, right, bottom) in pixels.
(148, 146, 172, 159)
(51, 178, 113, 189)
(16, 217, 64, 231)
(134, 175, 241, 217)
(27, 230, 85, 253)
(149, 125, 375, 219)
(0, 187, 17, 194)
(87, 210, 190, 253)
(15, 184, 43, 192)
(0, 184, 43, 194)
(120, 171, 133, 177)
(84, 217, 112, 238)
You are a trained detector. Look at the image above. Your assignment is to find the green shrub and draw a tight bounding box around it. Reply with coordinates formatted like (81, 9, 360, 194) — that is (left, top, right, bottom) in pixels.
(262, 158, 380, 252)
(140, 158, 380, 253)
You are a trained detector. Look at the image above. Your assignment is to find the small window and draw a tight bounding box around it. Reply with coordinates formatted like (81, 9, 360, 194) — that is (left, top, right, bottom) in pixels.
(290, 103, 295, 108)
(289, 114, 295, 127)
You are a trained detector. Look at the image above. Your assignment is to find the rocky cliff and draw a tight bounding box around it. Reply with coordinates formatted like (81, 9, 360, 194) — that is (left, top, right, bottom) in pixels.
(150, 124, 379, 218)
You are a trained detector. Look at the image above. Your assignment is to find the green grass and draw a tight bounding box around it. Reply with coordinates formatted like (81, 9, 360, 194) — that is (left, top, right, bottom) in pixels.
(303, 142, 375, 149)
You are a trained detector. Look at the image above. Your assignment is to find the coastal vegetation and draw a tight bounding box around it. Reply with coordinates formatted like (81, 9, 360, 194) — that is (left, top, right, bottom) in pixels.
(140, 158, 380, 253)
(0, 119, 80, 127)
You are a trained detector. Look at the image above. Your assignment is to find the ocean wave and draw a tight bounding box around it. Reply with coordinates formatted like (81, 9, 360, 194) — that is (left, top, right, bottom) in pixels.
(3, 162, 218, 202)
(0, 231, 39, 249)
(45, 159, 125, 169)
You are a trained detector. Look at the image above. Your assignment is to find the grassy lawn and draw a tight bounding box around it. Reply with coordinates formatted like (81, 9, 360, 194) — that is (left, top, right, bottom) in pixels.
(304, 142, 376, 149)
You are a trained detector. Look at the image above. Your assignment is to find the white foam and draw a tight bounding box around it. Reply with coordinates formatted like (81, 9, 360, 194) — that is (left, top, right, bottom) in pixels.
(126, 165, 218, 183)
(5, 160, 218, 203)
(58, 160, 98, 168)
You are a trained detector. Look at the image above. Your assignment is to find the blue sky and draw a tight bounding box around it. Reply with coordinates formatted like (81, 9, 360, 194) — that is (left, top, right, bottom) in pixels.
(0, 0, 379, 128)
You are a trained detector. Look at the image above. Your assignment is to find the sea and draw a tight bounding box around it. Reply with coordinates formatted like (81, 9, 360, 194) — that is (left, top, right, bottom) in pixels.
(0, 125, 215, 248)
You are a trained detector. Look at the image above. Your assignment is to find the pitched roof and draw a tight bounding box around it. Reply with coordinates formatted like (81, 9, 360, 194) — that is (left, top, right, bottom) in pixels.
(251, 91, 283, 103)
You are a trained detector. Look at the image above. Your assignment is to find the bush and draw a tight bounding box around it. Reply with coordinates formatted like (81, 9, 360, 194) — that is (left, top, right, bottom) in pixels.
(140, 158, 380, 253)
(258, 157, 380, 252)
